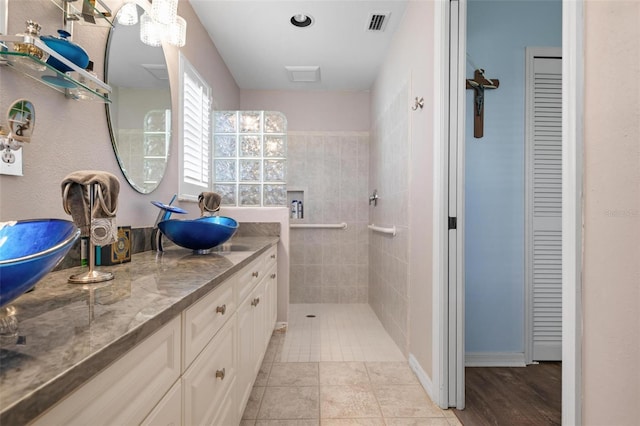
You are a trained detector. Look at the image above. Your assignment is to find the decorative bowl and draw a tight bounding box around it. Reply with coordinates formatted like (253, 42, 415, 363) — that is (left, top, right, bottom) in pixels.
(40, 30, 89, 73)
(158, 216, 238, 251)
(0, 219, 80, 307)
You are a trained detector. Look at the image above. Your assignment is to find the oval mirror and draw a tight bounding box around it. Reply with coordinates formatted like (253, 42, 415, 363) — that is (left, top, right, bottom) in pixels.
(105, 4, 172, 194)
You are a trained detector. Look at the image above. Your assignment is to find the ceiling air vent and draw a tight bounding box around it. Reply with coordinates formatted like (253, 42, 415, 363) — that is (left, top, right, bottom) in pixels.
(141, 64, 169, 80)
(366, 12, 390, 32)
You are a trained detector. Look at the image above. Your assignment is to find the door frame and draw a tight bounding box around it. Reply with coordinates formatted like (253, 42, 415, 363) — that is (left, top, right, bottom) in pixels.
(432, 0, 584, 424)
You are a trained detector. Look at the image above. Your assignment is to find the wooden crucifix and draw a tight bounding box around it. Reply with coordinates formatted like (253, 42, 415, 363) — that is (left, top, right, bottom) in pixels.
(466, 69, 499, 138)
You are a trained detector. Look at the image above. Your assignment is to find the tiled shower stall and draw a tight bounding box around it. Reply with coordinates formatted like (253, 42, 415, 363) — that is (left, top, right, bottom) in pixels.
(226, 96, 412, 355)
(287, 131, 370, 304)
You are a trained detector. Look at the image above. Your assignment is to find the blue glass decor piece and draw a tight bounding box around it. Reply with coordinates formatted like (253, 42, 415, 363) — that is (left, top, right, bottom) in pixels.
(151, 201, 188, 215)
(158, 216, 238, 251)
(0, 219, 80, 307)
(40, 30, 89, 72)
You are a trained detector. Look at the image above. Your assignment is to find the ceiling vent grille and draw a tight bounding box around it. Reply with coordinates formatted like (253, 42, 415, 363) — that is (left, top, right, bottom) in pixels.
(366, 12, 390, 31)
(141, 64, 169, 80)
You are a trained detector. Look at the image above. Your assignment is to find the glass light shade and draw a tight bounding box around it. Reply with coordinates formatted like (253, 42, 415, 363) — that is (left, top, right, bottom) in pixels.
(117, 2, 138, 26)
(168, 15, 186, 47)
(150, 0, 178, 25)
(140, 12, 165, 47)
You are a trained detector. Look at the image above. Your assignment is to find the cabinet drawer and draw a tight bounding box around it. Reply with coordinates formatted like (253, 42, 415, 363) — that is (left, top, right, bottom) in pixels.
(183, 276, 236, 369)
(237, 256, 263, 303)
(183, 315, 237, 426)
(264, 245, 277, 269)
(32, 316, 181, 426)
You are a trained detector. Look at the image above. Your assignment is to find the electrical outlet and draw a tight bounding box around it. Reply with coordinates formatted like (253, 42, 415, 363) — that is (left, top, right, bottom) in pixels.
(1, 149, 24, 176)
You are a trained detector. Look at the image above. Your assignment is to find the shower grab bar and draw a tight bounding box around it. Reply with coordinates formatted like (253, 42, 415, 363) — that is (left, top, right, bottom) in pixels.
(368, 224, 396, 236)
(290, 222, 348, 230)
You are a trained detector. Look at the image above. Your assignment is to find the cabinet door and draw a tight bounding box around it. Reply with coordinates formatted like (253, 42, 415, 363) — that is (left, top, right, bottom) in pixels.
(263, 263, 278, 349)
(237, 277, 267, 418)
(237, 286, 257, 417)
(32, 316, 181, 426)
(183, 275, 236, 370)
(141, 380, 182, 426)
(251, 280, 266, 372)
(183, 316, 237, 426)
(212, 383, 237, 426)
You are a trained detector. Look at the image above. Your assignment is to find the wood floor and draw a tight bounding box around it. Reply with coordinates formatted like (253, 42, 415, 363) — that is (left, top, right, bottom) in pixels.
(453, 362, 561, 426)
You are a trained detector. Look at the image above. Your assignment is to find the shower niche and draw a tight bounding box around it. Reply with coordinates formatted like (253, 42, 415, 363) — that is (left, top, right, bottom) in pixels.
(287, 187, 306, 221)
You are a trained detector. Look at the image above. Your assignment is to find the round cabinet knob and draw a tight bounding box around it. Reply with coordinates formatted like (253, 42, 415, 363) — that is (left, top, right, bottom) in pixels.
(270, 273, 276, 279)
(215, 368, 226, 380)
(252, 271, 259, 278)
(270, 254, 276, 259)
(251, 297, 260, 307)
(216, 304, 226, 315)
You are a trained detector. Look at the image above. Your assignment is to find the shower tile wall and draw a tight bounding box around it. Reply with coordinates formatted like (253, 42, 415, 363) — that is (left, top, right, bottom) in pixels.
(369, 82, 410, 354)
(288, 132, 370, 304)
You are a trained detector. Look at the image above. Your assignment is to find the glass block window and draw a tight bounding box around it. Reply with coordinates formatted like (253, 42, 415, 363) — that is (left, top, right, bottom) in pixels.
(213, 111, 287, 206)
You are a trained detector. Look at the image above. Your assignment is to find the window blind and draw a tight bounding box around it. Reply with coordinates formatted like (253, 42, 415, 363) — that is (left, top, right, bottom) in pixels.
(179, 54, 211, 201)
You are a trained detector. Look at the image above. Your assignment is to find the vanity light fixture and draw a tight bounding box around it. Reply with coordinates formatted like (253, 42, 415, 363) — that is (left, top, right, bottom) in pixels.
(150, 0, 178, 25)
(116, 2, 138, 26)
(167, 15, 186, 48)
(119, 0, 186, 47)
(290, 14, 313, 28)
(140, 11, 164, 47)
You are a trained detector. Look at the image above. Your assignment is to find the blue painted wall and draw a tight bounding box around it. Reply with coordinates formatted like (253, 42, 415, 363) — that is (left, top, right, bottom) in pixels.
(465, 0, 561, 353)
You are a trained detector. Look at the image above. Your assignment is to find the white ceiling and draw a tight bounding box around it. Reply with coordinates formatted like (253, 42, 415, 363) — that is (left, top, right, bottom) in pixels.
(189, 0, 409, 91)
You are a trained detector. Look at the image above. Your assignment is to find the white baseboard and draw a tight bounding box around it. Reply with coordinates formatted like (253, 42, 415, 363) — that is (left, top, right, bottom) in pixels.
(408, 354, 434, 401)
(465, 352, 526, 367)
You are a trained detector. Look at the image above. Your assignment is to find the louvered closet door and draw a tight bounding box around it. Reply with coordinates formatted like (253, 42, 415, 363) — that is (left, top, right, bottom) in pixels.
(527, 54, 562, 361)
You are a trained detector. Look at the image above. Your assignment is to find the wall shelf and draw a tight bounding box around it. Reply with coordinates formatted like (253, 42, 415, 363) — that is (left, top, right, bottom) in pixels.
(49, 0, 113, 28)
(0, 35, 111, 103)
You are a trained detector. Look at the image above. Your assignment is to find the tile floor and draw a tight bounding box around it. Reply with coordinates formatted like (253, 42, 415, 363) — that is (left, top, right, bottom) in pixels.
(241, 304, 461, 425)
(278, 304, 405, 362)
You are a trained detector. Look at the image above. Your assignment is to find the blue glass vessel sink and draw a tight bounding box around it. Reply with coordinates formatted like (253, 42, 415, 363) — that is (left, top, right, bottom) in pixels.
(158, 216, 238, 251)
(0, 219, 80, 307)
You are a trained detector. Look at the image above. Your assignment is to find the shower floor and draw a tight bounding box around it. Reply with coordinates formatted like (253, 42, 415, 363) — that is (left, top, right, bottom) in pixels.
(278, 303, 406, 363)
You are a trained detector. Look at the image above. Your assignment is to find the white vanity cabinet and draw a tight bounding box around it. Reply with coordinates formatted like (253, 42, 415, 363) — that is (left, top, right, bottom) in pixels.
(29, 245, 278, 426)
(179, 244, 277, 425)
(31, 316, 182, 426)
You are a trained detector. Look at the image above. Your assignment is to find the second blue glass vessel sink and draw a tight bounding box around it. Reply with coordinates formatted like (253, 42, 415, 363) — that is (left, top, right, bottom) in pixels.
(158, 216, 238, 251)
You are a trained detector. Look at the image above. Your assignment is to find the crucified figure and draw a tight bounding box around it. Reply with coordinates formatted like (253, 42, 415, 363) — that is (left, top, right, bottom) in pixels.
(466, 69, 499, 138)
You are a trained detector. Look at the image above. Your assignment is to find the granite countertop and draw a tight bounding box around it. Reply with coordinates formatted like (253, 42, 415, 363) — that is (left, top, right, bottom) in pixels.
(0, 236, 278, 425)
